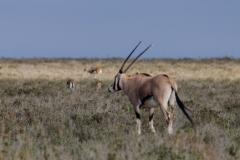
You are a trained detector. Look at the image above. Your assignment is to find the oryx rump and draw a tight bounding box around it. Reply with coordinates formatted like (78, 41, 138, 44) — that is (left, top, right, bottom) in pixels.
(108, 41, 193, 134)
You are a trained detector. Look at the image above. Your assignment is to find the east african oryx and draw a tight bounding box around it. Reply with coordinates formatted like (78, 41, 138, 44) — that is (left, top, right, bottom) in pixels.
(108, 42, 193, 134)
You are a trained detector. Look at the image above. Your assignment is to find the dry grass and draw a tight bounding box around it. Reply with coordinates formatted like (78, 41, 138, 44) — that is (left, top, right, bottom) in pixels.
(0, 58, 240, 160)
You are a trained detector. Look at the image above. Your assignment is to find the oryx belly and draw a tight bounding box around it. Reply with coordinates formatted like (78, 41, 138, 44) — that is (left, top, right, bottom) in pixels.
(141, 97, 159, 109)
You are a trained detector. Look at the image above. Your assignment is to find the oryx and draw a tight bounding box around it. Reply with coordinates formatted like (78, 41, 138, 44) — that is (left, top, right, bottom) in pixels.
(108, 41, 193, 134)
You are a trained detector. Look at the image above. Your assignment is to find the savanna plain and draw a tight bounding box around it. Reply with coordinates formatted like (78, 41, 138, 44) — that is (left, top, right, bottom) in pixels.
(0, 58, 240, 160)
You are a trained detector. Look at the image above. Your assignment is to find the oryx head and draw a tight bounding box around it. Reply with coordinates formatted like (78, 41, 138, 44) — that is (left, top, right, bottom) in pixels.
(108, 41, 152, 93)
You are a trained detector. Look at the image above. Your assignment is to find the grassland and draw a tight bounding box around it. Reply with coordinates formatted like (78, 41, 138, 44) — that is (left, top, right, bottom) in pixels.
(0, 58, 239, 160)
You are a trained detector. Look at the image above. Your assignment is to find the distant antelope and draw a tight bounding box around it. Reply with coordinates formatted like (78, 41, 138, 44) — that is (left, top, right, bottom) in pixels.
(84, 67, 103, 74)
(66, 79, 75, 91)
(95, 80, 102, 90)
(108, 42, 193, 134)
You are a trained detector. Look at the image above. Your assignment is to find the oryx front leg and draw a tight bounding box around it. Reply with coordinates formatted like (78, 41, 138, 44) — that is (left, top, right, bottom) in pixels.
(135, 107, 141, 135)
(149, 108, 155, 133)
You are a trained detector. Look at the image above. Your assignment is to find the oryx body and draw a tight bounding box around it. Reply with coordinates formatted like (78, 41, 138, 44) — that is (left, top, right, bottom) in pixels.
(108, 42, 193, 134)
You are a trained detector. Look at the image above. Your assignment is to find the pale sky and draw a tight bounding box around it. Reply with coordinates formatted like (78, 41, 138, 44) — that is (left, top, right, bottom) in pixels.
(0, 1, 240, 59)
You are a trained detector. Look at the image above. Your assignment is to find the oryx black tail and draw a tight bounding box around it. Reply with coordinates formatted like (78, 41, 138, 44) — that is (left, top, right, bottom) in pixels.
(175, 92, 194, 125)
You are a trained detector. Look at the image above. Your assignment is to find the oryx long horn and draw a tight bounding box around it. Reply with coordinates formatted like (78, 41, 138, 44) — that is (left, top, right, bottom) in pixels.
(123, 44, 152, 73)
(119, 41, 142, 73)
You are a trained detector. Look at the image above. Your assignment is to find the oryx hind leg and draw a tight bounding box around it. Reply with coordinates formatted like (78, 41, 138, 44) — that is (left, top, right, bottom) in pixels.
(155, 86, 174, 134)
(149, 108, 155, 133)
(156, 98, 170, 125)
(135, 105, 141, 135)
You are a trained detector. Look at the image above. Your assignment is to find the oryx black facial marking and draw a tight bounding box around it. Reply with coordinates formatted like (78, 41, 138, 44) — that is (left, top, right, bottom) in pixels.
(113, 75, 122, 91)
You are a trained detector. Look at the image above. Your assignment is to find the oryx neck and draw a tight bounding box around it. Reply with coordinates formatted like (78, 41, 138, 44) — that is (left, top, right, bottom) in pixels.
(120, 74, 136, 94)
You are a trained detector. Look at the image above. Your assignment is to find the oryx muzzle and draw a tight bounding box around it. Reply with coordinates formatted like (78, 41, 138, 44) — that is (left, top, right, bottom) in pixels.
(108, 41, 193, 135)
